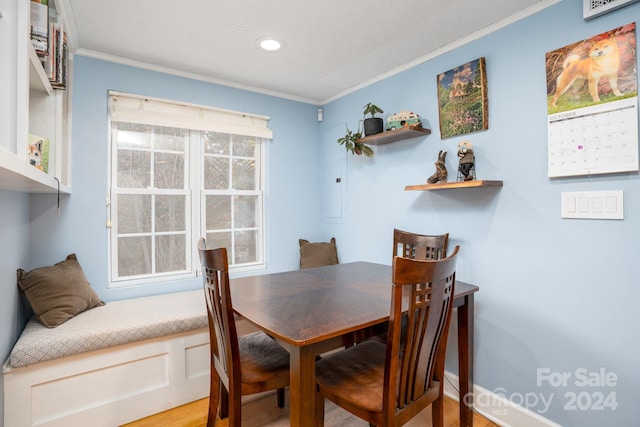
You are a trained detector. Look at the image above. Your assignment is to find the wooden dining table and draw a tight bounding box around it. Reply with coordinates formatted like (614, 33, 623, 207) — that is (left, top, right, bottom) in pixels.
(230, 261, 478, 427)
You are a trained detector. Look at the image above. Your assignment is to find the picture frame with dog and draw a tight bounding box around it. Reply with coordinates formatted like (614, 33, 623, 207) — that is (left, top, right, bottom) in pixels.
(546, 23, 637, 114)
(27, 134, 49, 174)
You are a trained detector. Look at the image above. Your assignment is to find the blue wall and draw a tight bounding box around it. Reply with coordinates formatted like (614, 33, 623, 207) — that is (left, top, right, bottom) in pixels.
(0, 190, 30, 425)
(321, 0, 638, 425)
(26, 56, 324, 301)
(1, 0, 638, 425)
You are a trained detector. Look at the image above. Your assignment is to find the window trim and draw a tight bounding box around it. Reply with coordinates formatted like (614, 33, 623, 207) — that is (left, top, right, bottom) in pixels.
(107, 92, 269, 289)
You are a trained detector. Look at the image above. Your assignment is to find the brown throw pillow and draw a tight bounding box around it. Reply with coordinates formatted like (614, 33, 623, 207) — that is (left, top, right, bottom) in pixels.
(299, 237, 339, 269)
(17, 254, 105, 328)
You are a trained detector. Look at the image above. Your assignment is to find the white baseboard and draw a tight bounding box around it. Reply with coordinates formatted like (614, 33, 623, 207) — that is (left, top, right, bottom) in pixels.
(443, 371, 562, 427)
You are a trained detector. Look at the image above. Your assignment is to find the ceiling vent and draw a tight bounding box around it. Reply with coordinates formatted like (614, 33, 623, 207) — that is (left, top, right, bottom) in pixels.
(583, 0, 640, 20)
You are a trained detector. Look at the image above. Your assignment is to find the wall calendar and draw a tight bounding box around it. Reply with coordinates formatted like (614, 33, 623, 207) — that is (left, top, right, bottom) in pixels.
(545, 23, 638, 178)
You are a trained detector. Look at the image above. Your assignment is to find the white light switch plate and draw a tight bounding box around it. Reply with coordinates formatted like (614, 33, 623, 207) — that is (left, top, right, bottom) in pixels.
(561, 190, 623, 220)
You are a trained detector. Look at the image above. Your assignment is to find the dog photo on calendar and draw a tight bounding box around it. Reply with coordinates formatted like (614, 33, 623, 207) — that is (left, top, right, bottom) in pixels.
(545, 23, 637, 114)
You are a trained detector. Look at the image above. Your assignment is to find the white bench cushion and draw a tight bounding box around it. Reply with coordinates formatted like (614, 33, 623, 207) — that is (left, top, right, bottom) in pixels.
(9, 290, 207, 368)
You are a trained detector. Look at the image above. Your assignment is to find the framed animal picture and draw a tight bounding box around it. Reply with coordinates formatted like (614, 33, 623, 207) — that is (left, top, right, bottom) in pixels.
(436, 57, 488, 139)
(27, 134, 49, 174)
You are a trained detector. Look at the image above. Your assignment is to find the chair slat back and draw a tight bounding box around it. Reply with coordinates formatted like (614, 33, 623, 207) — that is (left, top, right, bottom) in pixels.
(393, 228, 449, 261)
(385, 246, 459, 416)
(197, 238, 240, 391)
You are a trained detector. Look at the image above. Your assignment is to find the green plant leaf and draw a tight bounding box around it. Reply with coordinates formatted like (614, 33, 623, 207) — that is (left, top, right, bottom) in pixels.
(363, 102, 383, 118)
(360, 144, 374, 157)
(337, 126, 373, 156)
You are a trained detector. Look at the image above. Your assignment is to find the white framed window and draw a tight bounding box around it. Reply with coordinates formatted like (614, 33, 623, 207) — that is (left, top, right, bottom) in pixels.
(108, 92, 271, 287)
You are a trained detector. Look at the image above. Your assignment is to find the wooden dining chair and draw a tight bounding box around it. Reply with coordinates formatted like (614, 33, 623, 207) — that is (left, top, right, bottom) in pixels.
(366, 228, 451, 346)
(314, 246, 460, 427)
(393, 228, 449, 261)
(198, 238, 290, 427)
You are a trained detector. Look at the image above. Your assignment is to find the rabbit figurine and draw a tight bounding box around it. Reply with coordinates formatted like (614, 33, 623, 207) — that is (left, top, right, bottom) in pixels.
(427, 150, 448, 184)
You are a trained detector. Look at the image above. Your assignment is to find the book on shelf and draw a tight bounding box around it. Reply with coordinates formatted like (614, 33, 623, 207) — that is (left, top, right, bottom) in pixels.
(30, 0, 49, 58)
(43, 18, 67, 90)
(27, 134, 50, 174)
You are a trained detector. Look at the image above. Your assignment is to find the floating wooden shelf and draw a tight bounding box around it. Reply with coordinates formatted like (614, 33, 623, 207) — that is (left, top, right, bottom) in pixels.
(359, 125, 431, 146)
(405, 180, 503, 191)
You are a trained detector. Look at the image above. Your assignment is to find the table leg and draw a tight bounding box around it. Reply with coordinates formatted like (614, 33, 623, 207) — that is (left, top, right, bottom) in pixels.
(457, 293, 474, 426)
(287, 345, 316, 427)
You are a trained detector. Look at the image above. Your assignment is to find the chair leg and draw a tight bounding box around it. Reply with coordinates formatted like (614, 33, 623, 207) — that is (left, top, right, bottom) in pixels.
(432, 395, 445, 427)
(219, 386, 229, 419)
(228, 387, 243, 427)
(277, 387, 285, 408)
(207, 372, 221, 427)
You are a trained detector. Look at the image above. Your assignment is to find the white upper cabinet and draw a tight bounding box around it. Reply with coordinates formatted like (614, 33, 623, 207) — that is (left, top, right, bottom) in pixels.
(0, 0, 72, 193)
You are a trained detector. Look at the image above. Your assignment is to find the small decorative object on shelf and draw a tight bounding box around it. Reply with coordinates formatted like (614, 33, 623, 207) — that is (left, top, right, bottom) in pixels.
(27, 134, 49, 173)
(362, 102, 384, 136)
(427, 150, 448, 184)
(337, 128, 374, 157)
(387, 110, 421, 130)
(457, 140, 475, 181)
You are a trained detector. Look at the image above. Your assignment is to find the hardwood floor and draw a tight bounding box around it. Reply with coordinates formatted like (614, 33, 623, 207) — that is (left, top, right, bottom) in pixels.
(122, 390, 499, 427)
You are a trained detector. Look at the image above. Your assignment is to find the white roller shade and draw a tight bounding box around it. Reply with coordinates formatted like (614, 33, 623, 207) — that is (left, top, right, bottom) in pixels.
(108, 91, 273, 139)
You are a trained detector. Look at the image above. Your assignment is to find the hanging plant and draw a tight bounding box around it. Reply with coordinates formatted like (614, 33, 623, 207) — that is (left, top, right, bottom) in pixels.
(337, 128, 374, 157)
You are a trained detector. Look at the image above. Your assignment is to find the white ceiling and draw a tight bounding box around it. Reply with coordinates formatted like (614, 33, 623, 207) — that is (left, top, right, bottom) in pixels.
(63, 0, 557, 104)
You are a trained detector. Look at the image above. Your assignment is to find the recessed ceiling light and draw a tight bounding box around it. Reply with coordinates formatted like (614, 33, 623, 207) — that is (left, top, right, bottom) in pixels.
(258, 37, 284, 52)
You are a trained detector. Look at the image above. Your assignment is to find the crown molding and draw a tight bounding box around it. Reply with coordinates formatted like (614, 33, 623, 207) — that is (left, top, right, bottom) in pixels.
(321, 0, 561, 105)
(74, 49, 320, 106)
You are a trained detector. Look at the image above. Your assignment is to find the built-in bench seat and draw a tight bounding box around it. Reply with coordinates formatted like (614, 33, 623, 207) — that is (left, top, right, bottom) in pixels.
(3, 290, 211, 427)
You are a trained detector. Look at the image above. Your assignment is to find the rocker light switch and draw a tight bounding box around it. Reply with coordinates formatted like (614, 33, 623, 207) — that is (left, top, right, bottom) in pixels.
(561, 190, 623, 220)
